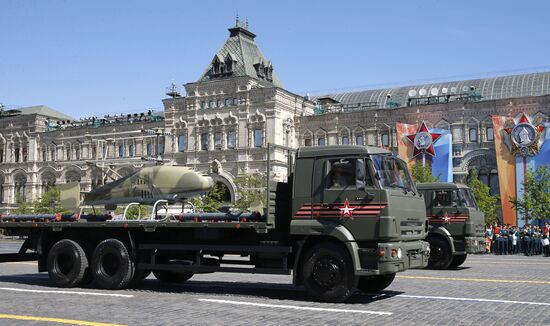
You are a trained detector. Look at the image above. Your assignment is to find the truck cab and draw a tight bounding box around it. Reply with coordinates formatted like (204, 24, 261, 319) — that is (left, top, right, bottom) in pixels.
(417, 182, 486, 269)
(288, 146, 429, 300)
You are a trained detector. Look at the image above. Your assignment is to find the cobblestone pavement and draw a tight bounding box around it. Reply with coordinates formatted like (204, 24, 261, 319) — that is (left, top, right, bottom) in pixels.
(1, 241, 550, 325)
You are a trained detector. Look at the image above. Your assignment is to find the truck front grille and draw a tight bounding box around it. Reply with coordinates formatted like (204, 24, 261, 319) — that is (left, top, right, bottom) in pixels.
(400, 221, 424, 237)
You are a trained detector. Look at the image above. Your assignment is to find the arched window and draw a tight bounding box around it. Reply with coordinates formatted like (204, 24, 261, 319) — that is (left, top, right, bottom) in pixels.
(486, 127, 494, 141)
(66, 147, 71, 160)
(381, 133, 389, 147)
(201, 133, 209, 150)
(75, 148, 80, 160)
(227, 131, 236, 149)
(254, 129, 263, 148)
(178, 135, 186, 152)
(318, 137, 326, 146)
(355, 135, 364, 145)
(469, 128, 478, 142)
(129, 144, 135, 157)
(146, 143, 153, 156)
(118, 145, 124, 158)
(42, 149, 47, 162)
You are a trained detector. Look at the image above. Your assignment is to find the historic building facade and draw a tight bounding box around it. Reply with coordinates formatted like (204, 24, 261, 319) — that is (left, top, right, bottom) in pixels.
(1, 22, 550, 217)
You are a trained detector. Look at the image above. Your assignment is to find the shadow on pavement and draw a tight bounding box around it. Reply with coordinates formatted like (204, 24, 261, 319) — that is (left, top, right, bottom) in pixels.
(0, 273, 403, 305)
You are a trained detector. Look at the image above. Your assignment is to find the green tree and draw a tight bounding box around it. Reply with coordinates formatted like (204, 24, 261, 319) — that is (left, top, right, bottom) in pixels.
(510, 165, 550, 223)
(190, 183, 225, 213)
(115, 204, 150, 220)
(233, 173, 266, 211)
(467, 170, 499, 225)
(32, 187, 73, 215)
(12, 193, 32, 214)
(410, 162, 438, 183)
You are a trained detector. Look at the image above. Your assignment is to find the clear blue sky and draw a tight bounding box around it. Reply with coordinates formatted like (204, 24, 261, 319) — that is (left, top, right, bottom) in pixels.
(1, 0, 549, 117)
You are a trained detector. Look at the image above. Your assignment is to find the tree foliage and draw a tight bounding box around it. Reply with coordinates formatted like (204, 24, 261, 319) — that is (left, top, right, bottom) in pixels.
(12, 193, 32, 214)
(233, 173, 266, 211)
(115, 204, 150, 220)
(467, 170, 499, 225)
(510, 165, 550, 223)
(410, 162, 438, 183)
(190, 182, 226, 213)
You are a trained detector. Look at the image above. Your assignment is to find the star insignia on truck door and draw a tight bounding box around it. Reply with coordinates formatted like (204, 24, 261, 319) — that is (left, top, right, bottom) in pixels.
(340, 199, 355, 219)
(442, 213, 451, 224)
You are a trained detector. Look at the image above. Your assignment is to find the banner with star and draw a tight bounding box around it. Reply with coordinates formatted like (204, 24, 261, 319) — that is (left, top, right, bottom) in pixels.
(492, 114, 548, 226)
(396, 122, 453, 182)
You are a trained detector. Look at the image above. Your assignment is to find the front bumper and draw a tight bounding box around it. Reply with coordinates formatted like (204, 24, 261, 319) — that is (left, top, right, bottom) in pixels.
(355, 240, 430, 276)
(464, 236, 486, 254)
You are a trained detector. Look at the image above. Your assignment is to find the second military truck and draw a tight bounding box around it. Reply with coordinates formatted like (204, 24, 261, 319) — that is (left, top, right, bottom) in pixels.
(0, 145, 430, 302)
(417, 182, 485, 269)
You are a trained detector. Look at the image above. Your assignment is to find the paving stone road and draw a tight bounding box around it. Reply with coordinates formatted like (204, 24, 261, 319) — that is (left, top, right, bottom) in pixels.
(1, 240, 550, 325)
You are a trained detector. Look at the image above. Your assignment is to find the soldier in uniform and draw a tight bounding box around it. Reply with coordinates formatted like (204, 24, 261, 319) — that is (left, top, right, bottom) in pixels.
(500, 226, 509, 255)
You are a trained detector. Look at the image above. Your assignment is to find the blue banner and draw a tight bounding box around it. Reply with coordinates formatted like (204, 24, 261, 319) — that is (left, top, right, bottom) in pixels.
(431, 128, 453, 182)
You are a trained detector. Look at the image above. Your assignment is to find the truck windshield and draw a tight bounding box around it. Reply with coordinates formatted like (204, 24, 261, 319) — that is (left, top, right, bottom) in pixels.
(459, 188, 478, 208)
(372, 155, 416, 192)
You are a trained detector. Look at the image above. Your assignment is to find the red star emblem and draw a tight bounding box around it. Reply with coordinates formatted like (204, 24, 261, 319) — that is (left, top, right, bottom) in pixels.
(406, 121, 442, 157)
(442, 213, 451, 224)
(339, 199, 355, 219)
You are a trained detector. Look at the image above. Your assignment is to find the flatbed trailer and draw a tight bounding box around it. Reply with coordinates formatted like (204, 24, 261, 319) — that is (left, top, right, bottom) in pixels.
(0, 145, 430, 302)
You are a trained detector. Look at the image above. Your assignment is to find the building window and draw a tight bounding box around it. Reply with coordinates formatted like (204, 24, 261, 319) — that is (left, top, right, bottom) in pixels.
(224, 98, 231, 106)
(201, 133, 209, 150)
(214, 132, 222, 149)
(232, 98, 238, 105)
(201, 101, 206, 109)
(22, 147, 28, 162)
(158, 142, 164, 155)
(381, 133, 390, 147)
(118, 145, 124, 158)
(469, 128, 478, 142)
(209, 100, 215, 108)
(318, 137, 326, 146)
(66, 148, 71, 160)
(0, 149, 3, 163)
(146, 143, 153, 156)
(91, 146, 96, 159)
(486, 127, 494, 141)
(129, 144, 135, 157)
(102, 145, 108, 158)
(227, 131, 236, 149)
(304, 138, 312, 147)
(51, 149, 56, 161)
(42, 149, 47, 162)
(178, 135, 186, 152)
(342, 136, 349, 145)
(14, 148, 20, 162)
(217, 99, 222, 108)
(75, 148, 80, 160)
(254, 129, 263, 148)
(355, 135, 364, 145)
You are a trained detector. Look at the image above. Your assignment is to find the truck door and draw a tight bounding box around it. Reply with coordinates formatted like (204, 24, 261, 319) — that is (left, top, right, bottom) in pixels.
(430, 189, 469, 229)
(312, 156, 383, 239)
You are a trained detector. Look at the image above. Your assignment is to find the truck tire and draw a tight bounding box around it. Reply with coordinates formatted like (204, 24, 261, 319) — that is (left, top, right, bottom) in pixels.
(301, 243, 358, 302)
(427, 237, 453, 270)
(357, 273, 396, 293)
(450, 254, 467, 268)
(153, 270, 193, 283)
(91, 239, 135, 290)
(47, 239, 89, 288)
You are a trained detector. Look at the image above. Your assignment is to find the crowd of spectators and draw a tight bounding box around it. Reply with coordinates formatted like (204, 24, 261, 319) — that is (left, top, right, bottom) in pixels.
(485, 223, 550, 256)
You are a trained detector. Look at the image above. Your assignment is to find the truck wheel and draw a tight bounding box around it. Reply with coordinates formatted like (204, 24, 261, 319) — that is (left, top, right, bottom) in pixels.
(357, 273, 396, 293)
(450, 254, 467, 268)
(47, 239, 89, 288)
(91, 239, 135, 290)
(301, 243, 358, 302)
(427, 237, 452, 270)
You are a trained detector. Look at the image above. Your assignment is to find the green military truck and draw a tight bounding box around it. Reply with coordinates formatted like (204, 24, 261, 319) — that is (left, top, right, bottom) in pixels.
(0, 145, 429, 302)
(417, 182, 485, 269)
